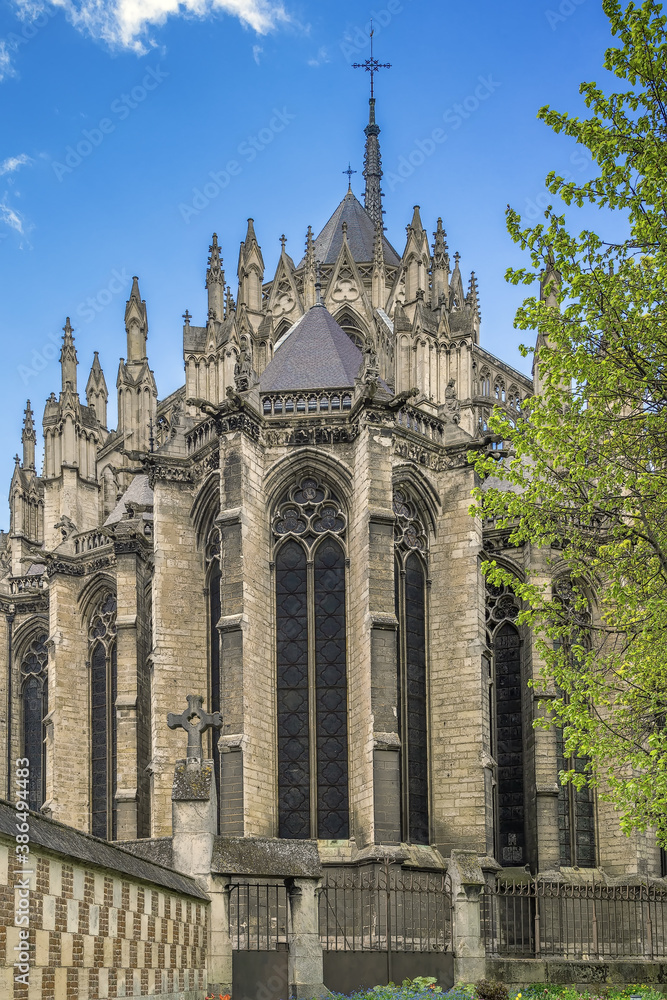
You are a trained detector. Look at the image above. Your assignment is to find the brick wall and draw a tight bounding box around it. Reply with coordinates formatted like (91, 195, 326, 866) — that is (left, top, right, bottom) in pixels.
(0, 813, 208, 1000)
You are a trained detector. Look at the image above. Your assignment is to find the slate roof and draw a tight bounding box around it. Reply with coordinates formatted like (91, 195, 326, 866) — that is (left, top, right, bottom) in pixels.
(299, 190, 401, 267)
(0, 800, 208, 899)
(259, 305, 364, 392)
(104, 474, 154, 527)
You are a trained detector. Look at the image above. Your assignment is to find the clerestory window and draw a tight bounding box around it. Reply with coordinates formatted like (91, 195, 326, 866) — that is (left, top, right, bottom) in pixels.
(21, 631, 49, 812)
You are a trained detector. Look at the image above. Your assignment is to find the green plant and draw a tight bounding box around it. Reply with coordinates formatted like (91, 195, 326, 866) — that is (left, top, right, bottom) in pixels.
(476, 981, 510, 1000)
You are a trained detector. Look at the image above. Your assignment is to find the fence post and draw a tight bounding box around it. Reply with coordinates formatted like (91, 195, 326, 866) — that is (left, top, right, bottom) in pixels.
(286, 876, 331, 999)
(449, 850, 487, 983)
(206, 876, 233, 995)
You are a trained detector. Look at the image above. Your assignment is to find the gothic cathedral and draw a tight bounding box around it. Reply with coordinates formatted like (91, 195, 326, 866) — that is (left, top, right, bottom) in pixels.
(0, 88, 662, 882)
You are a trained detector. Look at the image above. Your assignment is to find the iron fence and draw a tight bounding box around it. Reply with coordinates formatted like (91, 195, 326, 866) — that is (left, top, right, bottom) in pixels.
(482, 878, 667, 960)
(228, 880, 290, 951)
(319, 863, 452, 954)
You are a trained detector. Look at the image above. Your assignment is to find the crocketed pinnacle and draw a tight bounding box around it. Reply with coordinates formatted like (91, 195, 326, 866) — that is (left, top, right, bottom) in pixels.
(363, 98, 383, 229)
(206, 233, 224, 289)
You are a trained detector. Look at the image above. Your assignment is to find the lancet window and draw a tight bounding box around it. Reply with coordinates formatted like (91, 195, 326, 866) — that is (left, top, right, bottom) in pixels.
(553, 579, 597, 868)
(21, 631, 48, 812)
(273, 476, 349, 840)
(206, 524, 222, 824)
(393, 487, 430, 844)
(486, 581, 526, 865)
(89, 593, 118, 840)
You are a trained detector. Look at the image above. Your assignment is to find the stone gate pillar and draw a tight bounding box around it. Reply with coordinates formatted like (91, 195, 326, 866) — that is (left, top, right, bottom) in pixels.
(286, 876, 330, 999)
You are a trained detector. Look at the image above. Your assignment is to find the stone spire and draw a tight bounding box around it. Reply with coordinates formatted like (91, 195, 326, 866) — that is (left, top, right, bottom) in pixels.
(60, 318, 78, 392)
(206, 233, 225, 321)
(353, 24, 390, 229)
(432, 218, 450, 305)
(124, 276, 148, 362)
(237, 218, 264, 314)
(86, 351, 108, 428)
(21, 400, 36, 471)
(304, 225, 317, 309)
(372, 216, 386, 309)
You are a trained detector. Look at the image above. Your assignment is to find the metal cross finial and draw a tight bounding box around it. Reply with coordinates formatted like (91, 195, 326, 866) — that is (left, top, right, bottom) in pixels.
(280, 234, 287, 252)
(352, 20, 391, 100)
(343, 163, 357, 188)
(167, 694, 222, 762)
(182, 309, 191, 326)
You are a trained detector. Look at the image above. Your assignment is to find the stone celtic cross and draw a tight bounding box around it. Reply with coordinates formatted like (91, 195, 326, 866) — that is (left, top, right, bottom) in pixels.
(167, 694, 222, 762)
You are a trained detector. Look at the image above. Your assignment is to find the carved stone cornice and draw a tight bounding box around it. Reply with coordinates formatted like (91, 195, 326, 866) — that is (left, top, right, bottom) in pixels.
(46, 559, 85, 578)
(0, 595, 48, 615)
(263, 423, 360, 448)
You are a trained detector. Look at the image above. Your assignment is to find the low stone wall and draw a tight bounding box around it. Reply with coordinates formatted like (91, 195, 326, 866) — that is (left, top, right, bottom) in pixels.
(487, 957, 667, 990)
(0, 801, 209, 999)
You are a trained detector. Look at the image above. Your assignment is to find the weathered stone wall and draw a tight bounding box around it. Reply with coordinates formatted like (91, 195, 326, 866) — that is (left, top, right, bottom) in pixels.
(487, 957, 667, 989)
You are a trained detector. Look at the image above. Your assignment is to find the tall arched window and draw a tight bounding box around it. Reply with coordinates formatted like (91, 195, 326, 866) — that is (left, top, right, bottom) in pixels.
(552, 580, 597, 867)
(486, 582, 526, 866)
(274, 476, 349, 840)
(21, 631, 48, 812)
(394, 488, 430, 844)
(89, 593, 118, 840)
(207, 526, 222, 825)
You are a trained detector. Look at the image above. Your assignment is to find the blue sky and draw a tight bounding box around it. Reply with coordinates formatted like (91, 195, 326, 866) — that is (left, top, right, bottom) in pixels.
(0, 0, 616, 528)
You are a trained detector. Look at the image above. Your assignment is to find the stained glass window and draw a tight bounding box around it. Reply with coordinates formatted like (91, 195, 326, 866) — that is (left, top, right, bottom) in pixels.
(556, 728, 596, 867)
(403, 553, 428, 844)
(314, 539, 349, 839)
(21, 632, 48, 812)
(208, 525, 222, 828)
(494, 622, 526, 865)
(394, 488, 430, 845)
(274, 477, 349, 840)
(89, 594, 117, 840)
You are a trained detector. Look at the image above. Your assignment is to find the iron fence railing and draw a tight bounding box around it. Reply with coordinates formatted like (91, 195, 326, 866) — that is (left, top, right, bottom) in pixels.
(482, 878, 667, 960)
(228, 881, 289, 951)
(318, 863, 452, 954)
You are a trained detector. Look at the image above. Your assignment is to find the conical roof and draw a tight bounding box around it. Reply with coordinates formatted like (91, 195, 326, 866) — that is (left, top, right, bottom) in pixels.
(259, 305, 364, 391)
(299, 190, 400, 267)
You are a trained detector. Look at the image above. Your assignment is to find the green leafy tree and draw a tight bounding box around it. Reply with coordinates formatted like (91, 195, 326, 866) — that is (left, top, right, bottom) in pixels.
(471, 0, 667, 848)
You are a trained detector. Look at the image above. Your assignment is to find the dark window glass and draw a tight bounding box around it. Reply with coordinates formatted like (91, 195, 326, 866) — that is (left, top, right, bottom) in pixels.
(111, 643, 117, 841)
(556, 725, 596, 867)
(210, 563, 222, 826)
(404, 553, 429, 844)
(314, 539, 349, 839)
(495, 622, 525, 865)
(23, 675, 46, 811)
(276, 540, 310, 838)
(91, 641, 108, 839)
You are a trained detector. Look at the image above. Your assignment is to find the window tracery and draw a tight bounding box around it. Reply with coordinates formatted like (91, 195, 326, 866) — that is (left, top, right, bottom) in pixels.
(89, 593, 117, 840)
(274, 475, 349, 840)
(394, 486, 430, 844)
(393, 489, 428, 554)
(21, 631, 48, 812)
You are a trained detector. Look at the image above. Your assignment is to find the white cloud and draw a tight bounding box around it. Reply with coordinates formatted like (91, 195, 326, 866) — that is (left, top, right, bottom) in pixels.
(252, 42, 262, 63)
(0, 197, 25, 234)
(307, 45, 328, 68)
(0, 40, 16, 82)
(0, 154, 33, 176)
(13, 0, 289, 53)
